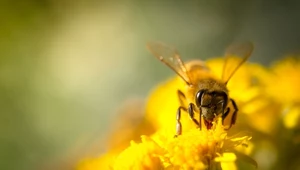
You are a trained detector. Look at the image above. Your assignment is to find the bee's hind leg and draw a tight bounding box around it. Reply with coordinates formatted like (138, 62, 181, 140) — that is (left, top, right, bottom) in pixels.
(175, 103, 202, 137)
(175, 106, 186, 137)
(175, 90, 186, 137)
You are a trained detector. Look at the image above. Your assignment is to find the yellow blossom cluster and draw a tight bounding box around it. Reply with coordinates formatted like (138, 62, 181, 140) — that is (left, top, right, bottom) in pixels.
(77, 55, 300, 170)
(78, 118, 254, 170)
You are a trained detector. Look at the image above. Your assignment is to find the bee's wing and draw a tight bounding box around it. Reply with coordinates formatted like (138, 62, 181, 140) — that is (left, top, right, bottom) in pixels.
(147, 42, 191, 85)
(222, 42, 254, 84)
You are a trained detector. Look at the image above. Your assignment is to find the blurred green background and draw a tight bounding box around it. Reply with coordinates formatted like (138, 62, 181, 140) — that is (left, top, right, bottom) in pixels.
(1, 0, 300, 169)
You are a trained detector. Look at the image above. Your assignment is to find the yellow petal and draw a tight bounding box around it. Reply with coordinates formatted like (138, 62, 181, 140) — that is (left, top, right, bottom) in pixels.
(215, 152, 237, 162)
(113, 136, 164, 170)
(215, 153, 237, 170)
(283, 106, 300, 129)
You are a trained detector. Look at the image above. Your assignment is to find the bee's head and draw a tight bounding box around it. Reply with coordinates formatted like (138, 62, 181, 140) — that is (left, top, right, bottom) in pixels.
(195, 89, 228, 121)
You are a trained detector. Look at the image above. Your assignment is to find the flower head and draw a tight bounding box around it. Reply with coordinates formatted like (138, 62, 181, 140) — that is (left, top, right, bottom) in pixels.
(77, 116, 255, 170)
(156, 119, 254, 170)
(264, 56, 300, 129)
(266, 56, 300, 104)
(77, 57, 266, 170)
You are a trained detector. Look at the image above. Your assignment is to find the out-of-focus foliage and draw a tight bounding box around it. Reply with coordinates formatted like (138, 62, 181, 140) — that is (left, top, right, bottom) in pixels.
(1, 0, 300, 170)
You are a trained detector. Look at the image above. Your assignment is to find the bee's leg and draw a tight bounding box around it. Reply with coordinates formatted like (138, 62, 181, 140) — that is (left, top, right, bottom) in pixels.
(199, 107, 202, 130)
(174, 90, 187, 137)
(177, 90, 186, 106)
(222, 99, 238, 130)
(222, 107, 230, 124)
(175, 106, 187, 137)
(221, 100, 228, 125)
(230, 99, 238, 125)
(188, 103, 201, 129)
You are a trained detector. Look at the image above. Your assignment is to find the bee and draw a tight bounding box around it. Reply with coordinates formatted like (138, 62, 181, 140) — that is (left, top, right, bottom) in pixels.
(147, 41, 253, 136)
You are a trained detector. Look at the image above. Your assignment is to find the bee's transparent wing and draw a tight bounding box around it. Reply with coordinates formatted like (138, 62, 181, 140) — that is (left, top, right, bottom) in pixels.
(147, 42, 191, 85)
(222, 42, 254, 84)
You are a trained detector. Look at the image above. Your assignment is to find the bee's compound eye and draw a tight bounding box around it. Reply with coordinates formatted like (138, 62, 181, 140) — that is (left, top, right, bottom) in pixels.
(195, 89, 206, 107)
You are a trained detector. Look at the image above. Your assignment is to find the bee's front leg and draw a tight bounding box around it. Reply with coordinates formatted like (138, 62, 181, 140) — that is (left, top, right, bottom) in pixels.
(222, 98, 238, 130)
(230, 99, 238, 126)
(188, 103, 201, 130)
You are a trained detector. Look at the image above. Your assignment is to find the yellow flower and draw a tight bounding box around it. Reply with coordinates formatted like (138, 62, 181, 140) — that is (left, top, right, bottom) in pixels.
(72, 36, 300, 169)
(266, 56, 300, 103)
(77, 117, 255, 170)
(264, 56, 300, 129)
(77, 57, 261, 170)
